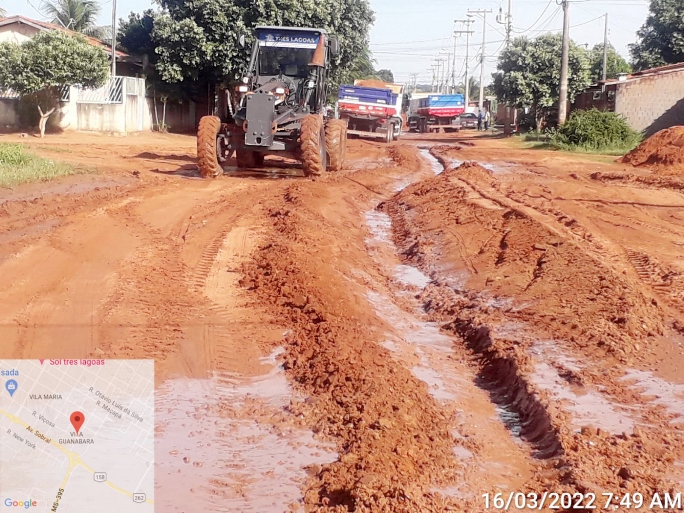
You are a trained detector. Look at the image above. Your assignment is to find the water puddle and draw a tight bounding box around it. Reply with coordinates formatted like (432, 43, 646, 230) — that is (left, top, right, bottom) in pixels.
(155, 348, 336, 512)
(365, 210, 392, 243)
(531, 341, 636, 434)
(395, 264, 431, 288)
(419, 148, 451, 175)
(481, 162, 516, 175)
(621, 369, 684, 422)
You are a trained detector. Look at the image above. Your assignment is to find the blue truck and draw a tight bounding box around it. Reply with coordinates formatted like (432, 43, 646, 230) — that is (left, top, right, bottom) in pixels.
(336, 81, 404, 143)
(407, 94, 465, 133)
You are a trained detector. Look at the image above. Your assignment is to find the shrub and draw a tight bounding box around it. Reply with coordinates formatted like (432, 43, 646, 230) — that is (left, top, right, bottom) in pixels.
(551, 109, 641, 152)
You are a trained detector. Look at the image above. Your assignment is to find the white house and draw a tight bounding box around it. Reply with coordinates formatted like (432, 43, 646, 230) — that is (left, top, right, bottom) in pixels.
(0, 15, 152, 133)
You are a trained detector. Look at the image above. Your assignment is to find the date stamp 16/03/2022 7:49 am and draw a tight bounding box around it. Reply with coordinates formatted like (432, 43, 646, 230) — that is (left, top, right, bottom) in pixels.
(482, 492, 683, 510)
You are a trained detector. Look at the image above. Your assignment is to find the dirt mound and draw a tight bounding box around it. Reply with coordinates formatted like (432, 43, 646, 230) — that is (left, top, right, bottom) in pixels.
(622, 126, 684, 173)
(354, 79, 392, 89)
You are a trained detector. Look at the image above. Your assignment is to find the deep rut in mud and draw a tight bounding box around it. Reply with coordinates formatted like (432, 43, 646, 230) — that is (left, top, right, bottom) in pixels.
(379, 147, 684, 508)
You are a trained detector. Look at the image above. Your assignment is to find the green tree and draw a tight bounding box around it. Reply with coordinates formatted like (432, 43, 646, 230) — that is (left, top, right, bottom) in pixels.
(376, 69, 394, 83)
(119, 0, 375, 97)
(118, 10, 156, 62)
(42, 0, 109, 39)
(629, 0, 684, 70)
(492, 33, 591, 127)
(0, 31, 109, 136)
(589, 44, 631, 82)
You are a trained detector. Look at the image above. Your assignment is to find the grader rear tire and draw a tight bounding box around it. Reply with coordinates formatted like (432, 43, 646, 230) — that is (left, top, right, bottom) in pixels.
(325, 119, 347, 172)
(197, 115, 223, 178)
(300, 115, 327, 177)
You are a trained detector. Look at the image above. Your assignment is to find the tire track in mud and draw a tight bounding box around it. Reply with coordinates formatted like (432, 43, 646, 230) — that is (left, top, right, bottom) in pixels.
(237, 150, 470, 512)
(381, 149, 684, 506)
(93, 182, 281, 377)
(625, 249, 684, 315)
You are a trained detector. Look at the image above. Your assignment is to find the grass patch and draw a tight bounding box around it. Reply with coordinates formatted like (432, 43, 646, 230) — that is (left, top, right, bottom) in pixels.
(0, 143, 89, 187)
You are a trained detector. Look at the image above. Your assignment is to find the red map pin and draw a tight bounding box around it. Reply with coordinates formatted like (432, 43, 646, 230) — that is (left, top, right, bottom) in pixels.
(70, 411, 85, 435)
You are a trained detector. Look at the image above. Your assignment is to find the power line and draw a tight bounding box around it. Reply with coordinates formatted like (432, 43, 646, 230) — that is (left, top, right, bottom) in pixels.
(512, 0, 554, 34)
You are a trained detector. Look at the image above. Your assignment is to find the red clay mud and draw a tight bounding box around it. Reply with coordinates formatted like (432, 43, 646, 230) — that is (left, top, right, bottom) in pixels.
(622, 126, 684, 174)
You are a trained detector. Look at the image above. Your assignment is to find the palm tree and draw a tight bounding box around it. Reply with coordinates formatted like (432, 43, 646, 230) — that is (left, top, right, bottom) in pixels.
(0, 4, 6, 17)
(467, 76, 480, 102)
(42, 0, 108, 39)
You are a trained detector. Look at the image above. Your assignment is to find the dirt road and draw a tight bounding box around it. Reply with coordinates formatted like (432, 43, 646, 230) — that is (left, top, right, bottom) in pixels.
(1, 129, 684, 512)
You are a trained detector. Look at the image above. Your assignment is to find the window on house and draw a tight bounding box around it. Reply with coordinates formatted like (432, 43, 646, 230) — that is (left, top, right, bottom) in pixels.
(592, 91, 602, 101)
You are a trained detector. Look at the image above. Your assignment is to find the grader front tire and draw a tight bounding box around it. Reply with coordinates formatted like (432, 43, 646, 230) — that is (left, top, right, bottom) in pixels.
(300, 115, 327, 177)
(197, 116, 223, 178)
(325, 119, 347, 172)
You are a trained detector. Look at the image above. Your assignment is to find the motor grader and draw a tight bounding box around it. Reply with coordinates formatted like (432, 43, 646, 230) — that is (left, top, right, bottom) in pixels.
(197, 26, 347, 177)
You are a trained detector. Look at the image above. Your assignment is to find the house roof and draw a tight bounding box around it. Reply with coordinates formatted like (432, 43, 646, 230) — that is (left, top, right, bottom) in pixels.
(0, 15, 128, 59)
(592, 60, 684, 87)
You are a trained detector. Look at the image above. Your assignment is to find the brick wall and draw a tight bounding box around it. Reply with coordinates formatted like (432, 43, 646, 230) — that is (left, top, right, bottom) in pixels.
(614, 69, 684, 136)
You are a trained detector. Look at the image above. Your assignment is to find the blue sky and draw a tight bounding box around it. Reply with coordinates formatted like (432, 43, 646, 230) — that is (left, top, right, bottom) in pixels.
(3, 0, 650, 85)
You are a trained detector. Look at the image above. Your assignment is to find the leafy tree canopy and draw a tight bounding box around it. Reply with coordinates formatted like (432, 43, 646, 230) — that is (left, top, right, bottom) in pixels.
(0, 31, 109, 135)
(118, 0, 375, 95)
(492, 33, 591, 111)
(589, 43, 631, 82)
(0, 30, 109, 94)
(376, 69, 394, 83)
(629, 0, 684, 70)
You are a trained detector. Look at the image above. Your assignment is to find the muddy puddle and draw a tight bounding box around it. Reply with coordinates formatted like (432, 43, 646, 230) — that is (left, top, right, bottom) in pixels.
(155, 348, 336, 512)
(420, 148, 455, 174)
(0, 174, 136, 204)
(621, 368, 684, 422)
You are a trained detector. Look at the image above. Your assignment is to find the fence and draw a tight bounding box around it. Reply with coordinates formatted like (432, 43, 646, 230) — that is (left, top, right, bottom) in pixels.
(76, 76, 124, 104)
(1, 76, 197, 133)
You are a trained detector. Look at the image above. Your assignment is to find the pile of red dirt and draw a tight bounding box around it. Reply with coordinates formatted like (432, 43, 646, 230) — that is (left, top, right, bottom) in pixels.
(621, 126, 684, 173)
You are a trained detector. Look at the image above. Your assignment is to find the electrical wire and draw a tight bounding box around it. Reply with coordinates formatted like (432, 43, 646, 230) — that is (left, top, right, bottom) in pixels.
(511, 0, 554, 34)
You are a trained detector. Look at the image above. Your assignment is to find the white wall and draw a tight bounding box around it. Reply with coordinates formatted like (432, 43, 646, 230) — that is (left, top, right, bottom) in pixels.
(0, 24, 40, 44)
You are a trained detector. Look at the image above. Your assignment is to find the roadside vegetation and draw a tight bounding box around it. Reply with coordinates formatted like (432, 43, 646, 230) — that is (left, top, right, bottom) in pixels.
(0, 143, 87, 187)
(522, 110, 641, 155)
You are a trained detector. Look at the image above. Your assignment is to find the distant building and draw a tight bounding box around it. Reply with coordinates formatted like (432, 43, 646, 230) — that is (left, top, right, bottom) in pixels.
(573, 62, 684, 136)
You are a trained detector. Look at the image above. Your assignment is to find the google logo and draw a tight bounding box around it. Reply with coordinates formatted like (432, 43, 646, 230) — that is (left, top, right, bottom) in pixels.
(3, 499, 37, 509)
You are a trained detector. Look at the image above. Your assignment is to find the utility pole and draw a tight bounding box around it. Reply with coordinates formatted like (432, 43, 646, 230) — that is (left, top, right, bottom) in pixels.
(441, 52, 451, 93)
(434, 58, 446, 93)
(409, 73, 419, 93)
(558, 0, 570, 124)
(454, 19, 474, 105)
(430, 65, 437, 93)
(451, 33, 457, 93)
(468, 9, 492, 111)
(496, 0, 513, 47)
(602, 13, 609, 82)
(507, 0, 512, 46)
(111, 0, 117, 77)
